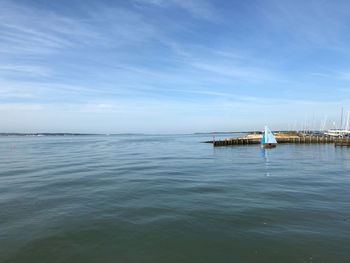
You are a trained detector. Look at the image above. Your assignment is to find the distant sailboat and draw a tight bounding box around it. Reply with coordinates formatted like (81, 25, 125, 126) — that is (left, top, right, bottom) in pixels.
(260, 126, 277, 148)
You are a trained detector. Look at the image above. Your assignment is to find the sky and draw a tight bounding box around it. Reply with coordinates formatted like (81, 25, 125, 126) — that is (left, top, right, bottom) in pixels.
(1, 0, 350, 133)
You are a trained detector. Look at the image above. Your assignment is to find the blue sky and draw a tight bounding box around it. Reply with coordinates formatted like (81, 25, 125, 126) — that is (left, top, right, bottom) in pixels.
(1, 0, 350, 133)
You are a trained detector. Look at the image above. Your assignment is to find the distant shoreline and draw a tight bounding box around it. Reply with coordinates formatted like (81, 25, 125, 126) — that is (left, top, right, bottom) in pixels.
(1, 132, 250, 136)
(193, 132, 250, 134)
(0, 133, 96, 136)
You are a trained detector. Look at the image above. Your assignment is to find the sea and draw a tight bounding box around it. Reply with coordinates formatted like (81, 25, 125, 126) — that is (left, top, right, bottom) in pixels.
(1, 134, 350, 263)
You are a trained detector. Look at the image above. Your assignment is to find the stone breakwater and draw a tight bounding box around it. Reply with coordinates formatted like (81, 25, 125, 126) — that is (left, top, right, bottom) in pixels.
(205, 134, 350, 147)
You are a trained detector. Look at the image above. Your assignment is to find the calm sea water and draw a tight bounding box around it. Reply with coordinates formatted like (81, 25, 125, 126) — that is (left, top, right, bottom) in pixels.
(1, 134, 350, 263)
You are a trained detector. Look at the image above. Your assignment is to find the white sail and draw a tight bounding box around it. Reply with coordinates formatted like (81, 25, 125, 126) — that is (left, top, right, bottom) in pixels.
(261, 126, 277, 144)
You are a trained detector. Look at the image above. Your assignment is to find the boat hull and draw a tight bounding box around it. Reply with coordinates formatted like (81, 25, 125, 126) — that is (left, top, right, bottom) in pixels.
(261, 143, 277, 148)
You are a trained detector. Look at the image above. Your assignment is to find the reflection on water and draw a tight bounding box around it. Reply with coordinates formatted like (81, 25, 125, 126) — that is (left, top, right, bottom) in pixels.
(261, 147, 270, 177)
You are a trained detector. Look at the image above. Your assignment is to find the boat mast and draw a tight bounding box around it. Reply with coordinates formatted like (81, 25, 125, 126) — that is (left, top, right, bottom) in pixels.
(321, 115, 327, 131)
(340, 107, 344, 129)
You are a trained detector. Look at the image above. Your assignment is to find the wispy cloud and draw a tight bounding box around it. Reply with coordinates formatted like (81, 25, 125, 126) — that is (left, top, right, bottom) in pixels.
(259, 0, 349, 49)
(191, 61, 274, 82)
(0, 0, 160, 57)
(133, 0, 218, 21)
(338, 71, 350, 81)
(0, 2, 100, 55)
(171, 0, 218, 21)
(0, 65, 51, 77)
(0, 103, 43, 111)
(309, 70, 350, 82)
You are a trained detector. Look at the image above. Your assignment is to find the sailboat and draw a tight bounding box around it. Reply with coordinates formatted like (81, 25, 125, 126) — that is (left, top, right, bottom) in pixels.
(260, 126, 277, 148)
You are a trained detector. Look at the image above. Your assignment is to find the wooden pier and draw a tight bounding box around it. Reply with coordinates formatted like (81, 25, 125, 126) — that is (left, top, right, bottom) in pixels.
(206, 135, 350, 147)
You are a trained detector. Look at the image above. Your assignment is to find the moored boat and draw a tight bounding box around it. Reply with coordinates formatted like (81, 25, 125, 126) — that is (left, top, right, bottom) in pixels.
(324, 129, 350, 137)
